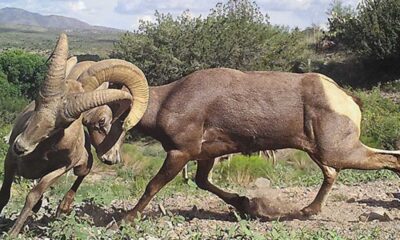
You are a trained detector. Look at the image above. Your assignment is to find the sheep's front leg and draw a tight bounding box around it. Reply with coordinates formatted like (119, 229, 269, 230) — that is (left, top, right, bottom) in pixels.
(56, 153, 93, 217)
(57, 133, 93, 217)
(123, 150, 189, 222)
(8, 167, 66, 237)
(0, 151, 16, 214)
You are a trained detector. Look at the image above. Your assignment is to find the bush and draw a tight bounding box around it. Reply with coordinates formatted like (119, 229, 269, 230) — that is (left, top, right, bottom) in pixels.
(354, 87, 400, 149)
(328, 0, 400, 60)
(0, 71, 28, 174)
(0, 49, 47, 100)
(112, 0, 308, 86)
(0, 72, 28, 124)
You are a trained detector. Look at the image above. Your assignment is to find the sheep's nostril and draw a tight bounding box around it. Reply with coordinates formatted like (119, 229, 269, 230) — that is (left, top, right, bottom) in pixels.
(13, 142, 26, 155)
(100, 156, 114, 165)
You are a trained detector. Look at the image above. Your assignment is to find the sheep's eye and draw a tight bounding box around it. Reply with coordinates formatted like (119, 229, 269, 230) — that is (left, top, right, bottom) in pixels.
(99, 118, 106, 126)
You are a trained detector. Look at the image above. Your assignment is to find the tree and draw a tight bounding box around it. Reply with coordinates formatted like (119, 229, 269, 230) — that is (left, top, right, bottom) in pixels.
(0, 49, 47, 99)
(328, 0, 400, 59)
(0, 71, 28, 124)
(112, 0, 308, 86)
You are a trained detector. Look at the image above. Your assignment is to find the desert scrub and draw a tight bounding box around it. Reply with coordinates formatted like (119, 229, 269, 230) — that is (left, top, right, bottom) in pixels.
(354, 87, 400, 149)
(212, 151, 396, 188)
(212, 153, 320, 188)
(381, 79, 400, 93)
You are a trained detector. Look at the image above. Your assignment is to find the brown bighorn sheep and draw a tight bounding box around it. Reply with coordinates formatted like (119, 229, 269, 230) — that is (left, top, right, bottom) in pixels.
(0, 34, 149, 236)
(88, 67, 400, 222)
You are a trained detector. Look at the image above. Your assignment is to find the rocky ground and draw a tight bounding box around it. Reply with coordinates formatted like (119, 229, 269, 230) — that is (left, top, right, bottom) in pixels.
(148, 179, 400, 239)
(2, 178, 400, 239)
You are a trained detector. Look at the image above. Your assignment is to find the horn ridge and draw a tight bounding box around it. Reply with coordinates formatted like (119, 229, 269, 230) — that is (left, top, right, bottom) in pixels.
(64, 89, 132, 120)
(39, 33, 68, 98)
(78, 59, 149, 130)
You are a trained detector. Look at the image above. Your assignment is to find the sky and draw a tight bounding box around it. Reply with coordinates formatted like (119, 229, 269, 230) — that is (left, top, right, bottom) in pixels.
(0, 0, 360, 30)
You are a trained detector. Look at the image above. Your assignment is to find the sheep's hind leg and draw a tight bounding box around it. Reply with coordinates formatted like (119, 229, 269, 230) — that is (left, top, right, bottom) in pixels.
(297, 142, 400, 218)
(8, 167, 66, 237)
(298, 164, 338, 217)
(56, 148, 93, 217)
(195, 159, 252, 216)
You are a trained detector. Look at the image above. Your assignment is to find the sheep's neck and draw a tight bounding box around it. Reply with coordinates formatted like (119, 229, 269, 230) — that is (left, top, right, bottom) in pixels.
(137, 82, 177, 131)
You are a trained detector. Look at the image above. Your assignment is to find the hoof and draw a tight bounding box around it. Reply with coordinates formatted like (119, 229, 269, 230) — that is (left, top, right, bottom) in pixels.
(231, 196, 252, 215)
(55, 205, 72, 218)
(233, 196, 276, 220)
(299, 206, 321, 217)
(56, 192, 75, 217)
(106, 220, 120, 231)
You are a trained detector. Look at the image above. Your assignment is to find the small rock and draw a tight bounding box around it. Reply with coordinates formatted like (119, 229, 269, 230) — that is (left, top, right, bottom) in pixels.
(253, 177, 271, 189)
(192, 205, 198, 212)
(346, 197, 356, 203)
(166, 221, 173, 228)
(386, 192, 394, 198)
(359, 209, 393, 222)
(158, 203, 167, 216)
(359, 214, 368, 222)
(146, 236, 161, 240)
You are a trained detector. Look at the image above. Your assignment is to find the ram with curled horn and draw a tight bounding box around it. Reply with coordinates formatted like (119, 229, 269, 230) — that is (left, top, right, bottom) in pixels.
(85, 66, 400, 224)
(0, 33, 149, 236)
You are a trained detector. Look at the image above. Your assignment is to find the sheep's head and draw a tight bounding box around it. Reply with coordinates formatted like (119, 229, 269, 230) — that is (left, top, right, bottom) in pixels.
(85, 107, 126, 165)
(76, 60, 149, 165)
(12, 34, 136, 157)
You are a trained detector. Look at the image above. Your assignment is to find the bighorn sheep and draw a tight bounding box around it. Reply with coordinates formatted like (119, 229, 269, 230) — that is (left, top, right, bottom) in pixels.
(0, 34, 149, 236)
(87, 67, 400, 222)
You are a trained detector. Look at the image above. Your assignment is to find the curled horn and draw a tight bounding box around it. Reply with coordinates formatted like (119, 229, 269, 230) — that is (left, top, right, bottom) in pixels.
(78, 59, 149, 130)
(67, 61, 95, 80)
(65, 56, 78, 78)
(64, 89, 132, 120)
(39, 33, 68, 98)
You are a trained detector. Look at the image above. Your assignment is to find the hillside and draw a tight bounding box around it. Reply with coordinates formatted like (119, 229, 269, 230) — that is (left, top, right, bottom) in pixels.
(0, 7, 124, 58)
(0, 7, 119, 32)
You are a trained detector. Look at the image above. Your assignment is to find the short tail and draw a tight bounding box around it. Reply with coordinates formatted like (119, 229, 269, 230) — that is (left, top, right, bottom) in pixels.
(363, 144, 400, 155)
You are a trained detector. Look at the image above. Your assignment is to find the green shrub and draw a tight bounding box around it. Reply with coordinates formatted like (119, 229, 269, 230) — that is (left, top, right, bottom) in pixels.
(354, 87, 400, 149)
(213, 153, 321, 187)
(112, 0, 308, 86)
(0, 49, 47, 100)
(380, 79, 400, 93)
(328, 0, 400, 60)
(0, 73, 28, 124)
(0, 72, 28, 176)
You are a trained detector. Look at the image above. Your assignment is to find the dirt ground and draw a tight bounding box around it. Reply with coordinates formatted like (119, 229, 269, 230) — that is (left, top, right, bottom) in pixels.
(2, 179, 400, 239)
(82, 180, 400, 239)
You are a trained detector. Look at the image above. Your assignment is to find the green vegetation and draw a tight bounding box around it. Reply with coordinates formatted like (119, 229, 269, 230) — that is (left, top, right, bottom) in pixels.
(328, 0, 400, 59)
(0, 143, 393, 239)
(112, 0, 308, 85)
(1, 210, 382, 239)
(0, 24, 122, 59)
(0, 49, 47, 99)
(355, 87, 400, 149)
(213, 151, 395, 188)
(1, 0, 400, 238)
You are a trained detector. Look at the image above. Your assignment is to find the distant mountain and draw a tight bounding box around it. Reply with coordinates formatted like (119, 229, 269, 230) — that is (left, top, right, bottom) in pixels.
(0, 7, 121, 32)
